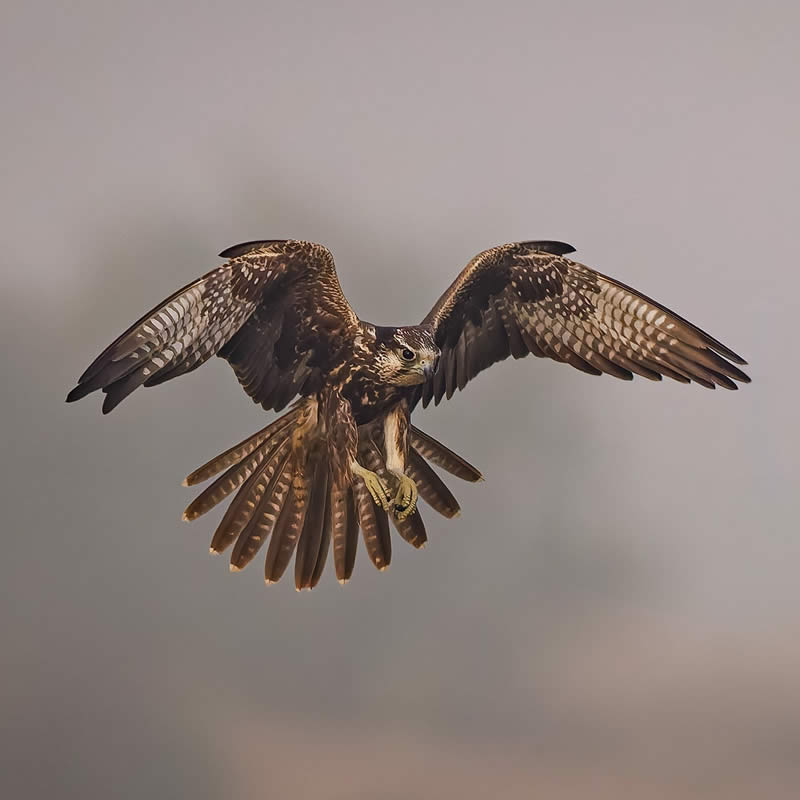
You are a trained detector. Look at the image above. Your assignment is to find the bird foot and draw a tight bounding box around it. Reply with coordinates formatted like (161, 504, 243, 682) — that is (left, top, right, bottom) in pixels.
(351, 462, 392, 512)
(390, 473, 418, 520)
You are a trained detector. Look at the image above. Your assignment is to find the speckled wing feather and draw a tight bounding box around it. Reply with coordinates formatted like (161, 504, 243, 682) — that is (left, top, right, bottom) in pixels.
(418, 241, 750, 406)
(66, 240, 359, 413)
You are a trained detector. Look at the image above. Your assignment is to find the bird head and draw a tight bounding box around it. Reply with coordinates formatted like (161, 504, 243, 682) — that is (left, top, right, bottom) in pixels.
(374, 325, 440, 386)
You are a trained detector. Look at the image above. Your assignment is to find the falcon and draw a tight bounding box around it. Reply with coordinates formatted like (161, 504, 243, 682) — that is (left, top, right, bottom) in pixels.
(67, 239, 750, 589)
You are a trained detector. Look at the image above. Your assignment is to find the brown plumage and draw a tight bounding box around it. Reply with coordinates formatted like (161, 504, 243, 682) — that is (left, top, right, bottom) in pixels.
(67, 238, 750, 589)
(417, 241, 749, 407)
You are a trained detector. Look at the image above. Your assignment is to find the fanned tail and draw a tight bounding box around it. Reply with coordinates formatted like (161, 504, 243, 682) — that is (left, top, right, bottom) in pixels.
(182, 408, 482, 586)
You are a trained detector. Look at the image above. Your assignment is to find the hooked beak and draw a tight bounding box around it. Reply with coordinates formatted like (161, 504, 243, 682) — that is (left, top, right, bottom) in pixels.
(423, 352, 441, 379)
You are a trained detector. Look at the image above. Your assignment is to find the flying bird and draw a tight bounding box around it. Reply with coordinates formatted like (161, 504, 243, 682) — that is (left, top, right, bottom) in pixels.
(67, 239, 750, 589)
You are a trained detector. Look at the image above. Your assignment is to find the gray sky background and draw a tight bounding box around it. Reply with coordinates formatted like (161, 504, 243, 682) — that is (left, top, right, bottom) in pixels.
(2, 2, 798, 798)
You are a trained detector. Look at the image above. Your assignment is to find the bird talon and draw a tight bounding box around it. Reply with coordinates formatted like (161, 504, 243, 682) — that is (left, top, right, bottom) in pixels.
(353, 466, 392, 511)
(391, 474, 418, 520)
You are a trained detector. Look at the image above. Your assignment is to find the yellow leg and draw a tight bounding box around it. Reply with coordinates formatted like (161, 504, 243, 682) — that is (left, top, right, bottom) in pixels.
(351, 461, 392, 512)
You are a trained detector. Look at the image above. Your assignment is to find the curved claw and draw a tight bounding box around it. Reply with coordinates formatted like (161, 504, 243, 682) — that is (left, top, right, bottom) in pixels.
(392, 474, 418, 521)
(352, 462, 392, 511)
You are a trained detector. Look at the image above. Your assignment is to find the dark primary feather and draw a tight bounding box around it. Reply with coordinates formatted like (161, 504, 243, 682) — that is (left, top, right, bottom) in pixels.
(519, 240, 576, 256)
(419, 241, 750, 406)
(66, 240, 358, 413)
(218, 240, 288, 259)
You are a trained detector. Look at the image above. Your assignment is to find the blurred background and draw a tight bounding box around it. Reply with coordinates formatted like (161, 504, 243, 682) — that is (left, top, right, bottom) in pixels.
(2, 1, 798, 797)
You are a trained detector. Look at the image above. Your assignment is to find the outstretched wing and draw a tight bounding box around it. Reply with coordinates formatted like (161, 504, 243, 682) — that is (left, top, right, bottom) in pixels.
(67, 240, 359, 413)
(418, 241, 749, 406)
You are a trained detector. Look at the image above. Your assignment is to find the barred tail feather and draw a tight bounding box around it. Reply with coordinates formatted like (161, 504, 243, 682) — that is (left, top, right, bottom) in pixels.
(332, 487, 359, 584)
(183, 408, 300, 486)
(363, 439, 429, 549)
(210, 438, 291, 556)
(183, 431, 291, 521)
(358, 440, 396, 569)
(410, 426, 483, 482)
(181, 414, 484, 586)
(230, 449, 294, 571)
(406, 448, 461, 519)
(392, 508, 427, 549)
(353, 478, 391, 571)
(295, 458, 330, 590)
(309, 508, 332, 589)
(264, 463, 312, 584)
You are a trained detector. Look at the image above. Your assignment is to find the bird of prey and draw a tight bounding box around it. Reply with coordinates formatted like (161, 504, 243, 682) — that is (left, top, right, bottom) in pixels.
(67, 239, 749, 589)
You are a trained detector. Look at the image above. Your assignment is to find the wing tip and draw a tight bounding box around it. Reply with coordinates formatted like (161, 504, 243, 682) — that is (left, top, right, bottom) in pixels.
(218, 239, 288, 259)
(521, 240, 577, 256)
(710, 348, 748, 367)
(712, 344, 748, 366)
(65, 384, 92, 403)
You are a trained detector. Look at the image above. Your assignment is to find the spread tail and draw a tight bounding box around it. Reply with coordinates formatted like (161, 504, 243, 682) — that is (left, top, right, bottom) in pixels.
(182, 405, 482, 588)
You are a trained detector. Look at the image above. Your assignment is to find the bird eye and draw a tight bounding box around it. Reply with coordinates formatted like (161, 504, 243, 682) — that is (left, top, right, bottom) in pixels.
(401, 348, 415, 361)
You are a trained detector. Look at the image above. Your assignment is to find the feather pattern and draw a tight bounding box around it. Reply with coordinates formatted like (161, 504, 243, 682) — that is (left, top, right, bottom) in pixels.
(328, 478, 359, 584)
(69, 237, 750, 590)
(363, 436, 429, 549)
(230, 448, 294, 571)
(352, 476, 391, 571)
(209, 437, 291, 557)
(354, 439, 394, 570)
(419, 241, 750, 406)
(182, 417, 298, 520)
(308, 501, 332, 589)
(264, 465, 311, 583)
(409, 427, 483, 482)
(392, 510, 428, 549)
(294, 457, 330, 590)
(183, 408, 300, 487)
(66, 240, 358, 413)
(406, 448, 461, 518)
